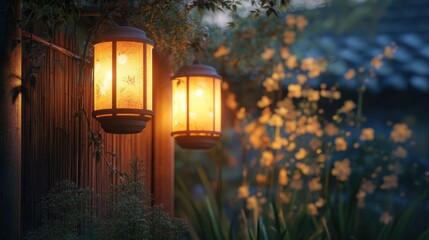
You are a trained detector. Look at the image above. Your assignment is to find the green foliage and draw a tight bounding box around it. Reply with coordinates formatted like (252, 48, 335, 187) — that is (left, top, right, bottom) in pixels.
(25, 181, 94, 240)
(23, 0, 82, 36)
(177, 167, 429, 240)
(102, 160, 187, 240)
(176, 167, 232, 240)
(26, 160, 186, 240)
(23, 0, 291, 67)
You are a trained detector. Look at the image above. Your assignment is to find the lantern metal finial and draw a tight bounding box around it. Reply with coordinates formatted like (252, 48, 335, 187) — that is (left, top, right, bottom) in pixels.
(92, 26, 154, 134)
(171, 62, 222, 149)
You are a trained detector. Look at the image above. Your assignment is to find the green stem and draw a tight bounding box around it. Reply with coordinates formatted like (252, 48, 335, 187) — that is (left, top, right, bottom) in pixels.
(339, 183, 344, 239)
(216, 143, 223, 222)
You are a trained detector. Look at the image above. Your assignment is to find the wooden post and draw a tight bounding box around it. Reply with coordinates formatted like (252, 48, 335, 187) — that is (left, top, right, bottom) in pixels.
(0, 0, 21, 239)
(152, 52, 174, 215)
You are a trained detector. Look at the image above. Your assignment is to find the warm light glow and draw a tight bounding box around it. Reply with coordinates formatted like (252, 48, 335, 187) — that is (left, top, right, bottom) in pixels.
(189, 77, 214, 131)
(94, 40, 153, 112)
(172, 77, 187, 132)
(94, 42, 112, 110)
(171, 76, 222, 136)
(92, 26, 154, 134)
(117, 53, 127, 65)
(214, 78, 221, 132)
(146, 44, 153, 110)
(116, 41, 144, 109)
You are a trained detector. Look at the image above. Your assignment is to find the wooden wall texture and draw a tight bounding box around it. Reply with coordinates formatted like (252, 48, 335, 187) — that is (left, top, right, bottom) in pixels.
(21, 27, 160, 233)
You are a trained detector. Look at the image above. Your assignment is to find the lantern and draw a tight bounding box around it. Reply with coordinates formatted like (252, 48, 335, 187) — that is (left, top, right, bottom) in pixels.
(92, 26, 154, 134)
(171, 62, 222, 149)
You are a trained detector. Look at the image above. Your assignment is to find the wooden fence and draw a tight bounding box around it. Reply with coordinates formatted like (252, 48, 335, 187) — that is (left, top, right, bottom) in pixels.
(21, 27, 160, 233)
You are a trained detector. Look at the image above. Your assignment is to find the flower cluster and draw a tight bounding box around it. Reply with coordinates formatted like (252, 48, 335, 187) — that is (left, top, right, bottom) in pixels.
(207, 12, 426, 235)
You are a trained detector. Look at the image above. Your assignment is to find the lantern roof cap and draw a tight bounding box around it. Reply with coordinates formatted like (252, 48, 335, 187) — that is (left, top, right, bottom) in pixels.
(94, 26, 154, 45)
(172, 63, 222, 79)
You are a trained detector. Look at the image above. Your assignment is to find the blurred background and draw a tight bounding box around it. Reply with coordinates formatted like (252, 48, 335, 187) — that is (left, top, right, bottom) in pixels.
(175, 0, 429, 239)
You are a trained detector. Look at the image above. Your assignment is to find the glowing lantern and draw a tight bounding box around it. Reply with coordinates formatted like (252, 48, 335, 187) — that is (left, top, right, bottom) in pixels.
(92, 26, 154, 134)
(171, 62, 222, 149)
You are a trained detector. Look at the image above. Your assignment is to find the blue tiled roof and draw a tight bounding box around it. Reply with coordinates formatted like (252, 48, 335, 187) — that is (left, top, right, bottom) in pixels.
(297, 0, 429, 92)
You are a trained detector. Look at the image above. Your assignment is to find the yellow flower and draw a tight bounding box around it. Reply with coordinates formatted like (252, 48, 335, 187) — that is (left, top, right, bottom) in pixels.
(297, 74, 307, 84)
(280, 47, 291, 59)
(360, 128, 375, 141)
(238, 185, 249, 199)
(335, 137, 348, 151)
(221, 81, 229, 90)
(390, 123, 412, 143)
(380, 175, 398, 190)
(380, 212, 393, 225)
(338, 100, 356, 113)
(315, 198, 325, 208)
(286, 55, 298, 69)
(271, 137, 288, 150)
(303, 89, 320, 101)
(308, 177, 322, 192)
(244, 120, 257, 134)
(273, 63, 285, 79)
(344, 68, 356, 80)
(286, 141, 296, 152)
(261, 48, 275, 60)
(371, 55, 383, 69)
(214, 45, 230, 58)
(275, 107, 288, 117)
(356, 190, 366, 208)
(325, 123, 339, 136)
(295, 148, 307, 160)
(392, 146, 407, 159)
(283, 31, 296, 45)
(248, 124, 266, 149)
(296, 15, 308, 30)
(332, 91, 341, 100)
(268, 114, 284, 127)
(296, 163, 311, 175)
(261, 151, 274, 166)
(278, 168, 289, 186)
(246, 196, 258, 210)
(236, 107, 246, 120)
(226, 93, 237, 110)
(285, 121, 297, 133)
(300, 57, 314, 71)
(384, 46, 396, 59)
(279, 192, 292, 203)
(259, 107, 272, 123)
(257, 96, 272, 108)
(285, 14, 296, 27)
(291, 172, 303, 190)
(263, 77, 279, 92)
(256, 173, 268, 185)
(288, 84, 302, 98)
(307, 203, 318, 216)
(331, 159, 351, 181)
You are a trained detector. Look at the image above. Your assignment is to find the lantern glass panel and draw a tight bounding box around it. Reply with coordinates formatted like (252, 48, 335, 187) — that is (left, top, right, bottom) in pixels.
(214, 78, 221, 132)
(189, 76, 214, 131)
(146, 44, 153, 110)
(116, 41, 144, 109)
(94, 41, 112, 111)
(172, 77, 187, 133)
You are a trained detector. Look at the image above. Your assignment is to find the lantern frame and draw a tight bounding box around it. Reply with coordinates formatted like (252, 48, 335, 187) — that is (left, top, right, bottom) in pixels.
(92, 26, 154, 134)
(171, 63, 222, 149)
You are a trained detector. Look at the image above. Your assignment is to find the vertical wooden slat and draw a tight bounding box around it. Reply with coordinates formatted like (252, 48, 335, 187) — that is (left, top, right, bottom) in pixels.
(21, 26, 163, 234)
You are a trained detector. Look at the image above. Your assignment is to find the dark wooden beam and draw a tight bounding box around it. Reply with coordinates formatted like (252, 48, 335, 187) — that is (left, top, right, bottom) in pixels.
(152, 51, 174, 215)
(0, 0, 21, 238)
